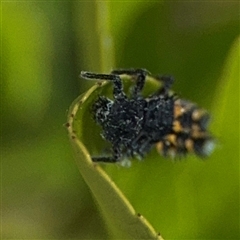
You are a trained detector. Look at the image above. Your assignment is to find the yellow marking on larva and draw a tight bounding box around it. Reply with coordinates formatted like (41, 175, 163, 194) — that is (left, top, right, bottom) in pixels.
(192, 109, 206, 121)
(174, 103, 184, 118)
(156, 141, 164, 154)
(192, 131, 208, 139)
(185, 139, 194, 152)
(165, 134, 177, 146)
(192, 123, 200, 132)
(191, 123, 208, 138)
(173, 120, 183, 132)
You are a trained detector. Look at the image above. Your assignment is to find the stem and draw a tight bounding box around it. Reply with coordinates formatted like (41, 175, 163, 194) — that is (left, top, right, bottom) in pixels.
(96, 1, 115, 72)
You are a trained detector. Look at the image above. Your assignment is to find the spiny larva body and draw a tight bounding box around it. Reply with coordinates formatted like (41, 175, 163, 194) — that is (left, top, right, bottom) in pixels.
(81, 69, 214, 165)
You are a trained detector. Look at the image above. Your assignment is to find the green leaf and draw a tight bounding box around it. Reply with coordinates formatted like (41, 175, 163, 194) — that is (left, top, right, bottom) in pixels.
(66, 78, 164, 239)
(212, 36, 240, 135)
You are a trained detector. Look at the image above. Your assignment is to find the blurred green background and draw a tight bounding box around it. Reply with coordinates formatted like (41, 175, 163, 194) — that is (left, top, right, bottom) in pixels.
(2, 1, 239, 239)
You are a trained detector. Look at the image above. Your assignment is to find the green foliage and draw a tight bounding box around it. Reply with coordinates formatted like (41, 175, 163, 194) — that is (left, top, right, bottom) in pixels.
(68, 38, 239, 239)
(2, 1, 239, 239)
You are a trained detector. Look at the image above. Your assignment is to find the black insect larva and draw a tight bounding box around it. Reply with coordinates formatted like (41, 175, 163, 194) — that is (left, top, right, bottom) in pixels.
(81, 69, 214, 165)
